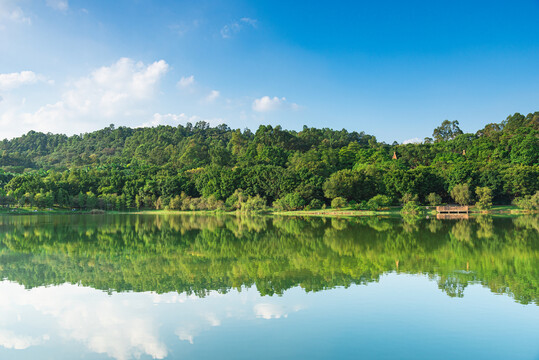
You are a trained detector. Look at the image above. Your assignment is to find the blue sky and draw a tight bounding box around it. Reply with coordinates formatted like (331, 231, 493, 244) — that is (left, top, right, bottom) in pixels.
(0, 0, 538, 142)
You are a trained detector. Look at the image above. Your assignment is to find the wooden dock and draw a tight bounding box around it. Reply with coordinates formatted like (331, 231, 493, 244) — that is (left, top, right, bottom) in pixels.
(436, 205, 469, 214)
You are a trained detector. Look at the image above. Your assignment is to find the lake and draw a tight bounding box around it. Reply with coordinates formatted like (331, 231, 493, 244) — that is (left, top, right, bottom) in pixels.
(0, 214, 538, 359)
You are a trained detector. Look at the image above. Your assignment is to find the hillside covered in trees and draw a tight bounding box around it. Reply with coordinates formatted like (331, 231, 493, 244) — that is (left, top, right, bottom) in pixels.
(0, 112, 537, 211)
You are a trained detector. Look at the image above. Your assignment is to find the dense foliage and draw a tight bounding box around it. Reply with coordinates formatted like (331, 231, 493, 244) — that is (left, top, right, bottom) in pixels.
(0, 112, 537, 210)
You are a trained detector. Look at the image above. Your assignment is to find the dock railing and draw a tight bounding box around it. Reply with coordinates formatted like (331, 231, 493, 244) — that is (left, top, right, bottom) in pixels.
(436, 205, 469, 214)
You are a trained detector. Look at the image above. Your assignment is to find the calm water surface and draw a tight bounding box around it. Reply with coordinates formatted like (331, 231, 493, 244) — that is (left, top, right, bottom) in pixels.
(0, 214, 538, 359)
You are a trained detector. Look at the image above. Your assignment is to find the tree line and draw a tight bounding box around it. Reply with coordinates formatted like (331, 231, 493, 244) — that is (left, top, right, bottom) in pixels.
(0, 111, 537, 211)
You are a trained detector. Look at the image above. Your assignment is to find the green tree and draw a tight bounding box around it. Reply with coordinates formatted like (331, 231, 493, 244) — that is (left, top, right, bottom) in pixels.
(309, 198, 324, 209)
(366, 195, 391, 210)
(400, 201, 422, 214)
(427, 193, 442, 206)
(513, 191, 539, 210)
(401, 193, 419, 205)
(226, 189, 246, 210)
(433, 120, 463, 142)
(169, 195, 182, 210)
(86, 191, 97, 209)
(240, 195, 267, 213)
(475, 187, 493, 210)
(78, 192, 87, 209)
(273, 192, 306, 211)
(34, 192, 44, 208)
(331, 197, 347, 209)
(450, 184, 471, 205)
(323, 170, 358, 200)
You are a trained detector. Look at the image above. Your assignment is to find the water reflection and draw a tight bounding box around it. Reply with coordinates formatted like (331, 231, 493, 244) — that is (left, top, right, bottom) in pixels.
(0, 214, 538, 359)
(0, 214, 538, 304)
(0, 280, 308, 359)
(2, 275, 539, 360)
(0, 282, 167, 359)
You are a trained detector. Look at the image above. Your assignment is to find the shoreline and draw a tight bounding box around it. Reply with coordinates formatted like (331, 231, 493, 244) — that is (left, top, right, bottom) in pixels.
(0, 205, 536, 217)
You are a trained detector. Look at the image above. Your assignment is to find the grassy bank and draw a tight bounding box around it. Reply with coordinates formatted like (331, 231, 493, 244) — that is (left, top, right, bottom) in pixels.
(0, 205, 535, 217)
(131, 205, 535, 218)
(273, 205, 535, 217)
(0, 207, 73, 215)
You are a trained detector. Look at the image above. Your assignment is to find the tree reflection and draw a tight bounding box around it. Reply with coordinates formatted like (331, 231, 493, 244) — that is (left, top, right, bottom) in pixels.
(451, 220, 473, 243)
(0, 214, 537, 304)
(438, 275, 469, 298)
(476, 216, 494, 239)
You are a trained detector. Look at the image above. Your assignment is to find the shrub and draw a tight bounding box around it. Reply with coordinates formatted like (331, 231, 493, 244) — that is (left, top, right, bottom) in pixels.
(225, 189, 246, 210)
(530, 191, 539, 209)
(240, 195, 267, 213)
(206, 195, 219, 210)
(513, 191, 539, 210)
(400, 201, 422, 214)
(180, 196, 192, 211)
(475, 187, 493, 210)
(367, 195, 391, 211)
(155, 196, 164, 210)
(331, 197, 347, 209)
(401, 193, 419, 205)
(426, 192, 442, 206)
(273, 193, 306, 211)
(286, 193, 306, 210)
(214, 200, 226, 211)
(272, 198, 287, 211)
(309, 199, 324, 209)
(189, 197, 204, 210)
(169, 195, 182, 210)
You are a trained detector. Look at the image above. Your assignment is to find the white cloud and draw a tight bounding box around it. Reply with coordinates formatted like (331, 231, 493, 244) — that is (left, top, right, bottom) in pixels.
(168, 19, 200, 37)
(0, 281, 306, 357)
(85, 58, 169, 101)
(205, 312, 221, 327)
(205, 89, 220, 103)
(177, 75, 195, 88)
(0, 71, 48, 90)
(252, 96, 284, 112)
(46, 0, 68, 12)
(240, 17, 257, 27)
(0, 282, 168, 360)
(253, 303, 288, 319)
(175, 312, 222, 345)
(0, 330, 48, 350)
(0, 57, 169, 137)
(0, 1, 31, 26)
(221, 17, 257, 38)
(403, 137, 422, 144)
(252, 96, 298, 112)
(176, 329, 195, 344)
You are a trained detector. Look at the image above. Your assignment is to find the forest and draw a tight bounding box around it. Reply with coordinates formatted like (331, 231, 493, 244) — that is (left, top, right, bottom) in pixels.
(0, 111, 537, 211)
